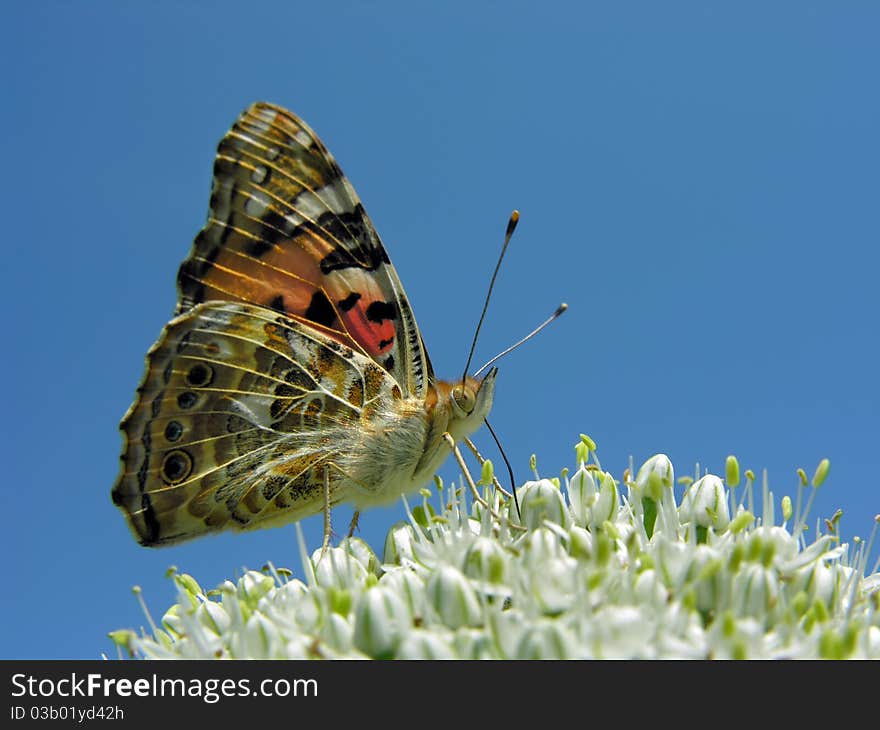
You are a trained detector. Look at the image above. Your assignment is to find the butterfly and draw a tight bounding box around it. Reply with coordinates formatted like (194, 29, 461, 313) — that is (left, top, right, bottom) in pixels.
(112, 102, 497, 547)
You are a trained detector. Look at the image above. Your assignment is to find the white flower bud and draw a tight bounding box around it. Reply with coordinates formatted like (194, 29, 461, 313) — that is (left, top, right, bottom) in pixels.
(161, 604, 184, 637)
(196, 599, 231, 635)
(634, 569, 667, 607)
(397, 629, 456, 659)
(569, 525, 593, 558)
(680, 474, 730, 530)
(524, 527, 577, 614)
(514, 619, 577, 659)
(517, 479, 570, 530)
(383, 521, 417, 565)
(313, 546, 370, 590)
(689, 544, 724, 615)
(791, 560, 835, 607)
(320, 613, 353, 654)
(237, 570, 275, 605)
(426, 566, 482, 629)
(271, 580, 320, 633)
(452, 628, 496, 659)
(634, 454, 675, 501)
(380, 568, 426, 620)
(567, 464, 598, 526)
(353, 586, 411, 659)
(731, 564, 779, 621)
(591, 606, 654, 659)
(463, 536, 510, 586)
(235, 611, 281, 658)
(343, 537, 381, 575)
(750, 526, 798, 565)
(590, 472, 619, 529)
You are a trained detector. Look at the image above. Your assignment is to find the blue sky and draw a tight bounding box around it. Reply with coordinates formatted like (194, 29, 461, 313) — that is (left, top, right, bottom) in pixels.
(2, 2, 878, 658)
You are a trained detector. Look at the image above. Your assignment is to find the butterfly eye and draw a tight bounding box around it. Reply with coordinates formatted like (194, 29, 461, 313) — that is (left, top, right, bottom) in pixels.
(451, 383, 476, 416)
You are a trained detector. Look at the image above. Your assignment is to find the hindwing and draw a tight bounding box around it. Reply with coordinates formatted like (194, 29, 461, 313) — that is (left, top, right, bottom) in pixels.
(112, 301, 398, 546)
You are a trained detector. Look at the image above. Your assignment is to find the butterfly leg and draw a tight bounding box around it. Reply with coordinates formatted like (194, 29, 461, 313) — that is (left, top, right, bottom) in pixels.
(463, 437, 514, 500)
(443, 433, 526, 533)
(347, 511, 360, 538)
(320, 467, 332, 558)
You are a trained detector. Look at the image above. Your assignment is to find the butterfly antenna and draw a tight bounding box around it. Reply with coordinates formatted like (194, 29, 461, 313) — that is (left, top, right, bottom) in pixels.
(473, 303, 568, 377)
(461, 210, 520, 382)
(484, 418, 520, 519)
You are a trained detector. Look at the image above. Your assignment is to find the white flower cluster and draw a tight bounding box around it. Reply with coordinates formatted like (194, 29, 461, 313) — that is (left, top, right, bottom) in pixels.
(112, 448, 880, 659)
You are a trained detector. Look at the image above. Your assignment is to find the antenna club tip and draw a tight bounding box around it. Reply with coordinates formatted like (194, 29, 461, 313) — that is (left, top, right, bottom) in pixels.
(556, 302, 569, 315)
(505, 210, 520, 236)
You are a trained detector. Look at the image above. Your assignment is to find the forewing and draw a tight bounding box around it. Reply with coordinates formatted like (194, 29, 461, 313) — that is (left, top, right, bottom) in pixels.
(112, 301, 396, 546)
(176, 102, 432, 397)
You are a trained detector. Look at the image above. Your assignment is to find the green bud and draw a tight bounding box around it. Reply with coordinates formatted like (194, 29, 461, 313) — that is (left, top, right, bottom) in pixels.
(811, 458, 830, 487)
(328, 587, 352, 616)
(580, 433, 597, 451)
(479, 459, 494, 486)
(819, 630, 844, 659)
(411, 505, 433, 528)
(729, 544, 745, 572)
(791, 591, 809, 618)
(174, 573, 202, 608)
(781, 496, 793, 521)
(725, 455, 740, 487)
(721, 611, 736, 637)
(729, 511, 755, 533)
(107, 630, 136, 652)
(812, 598, 830, 623)
(642, 496, 658, 539)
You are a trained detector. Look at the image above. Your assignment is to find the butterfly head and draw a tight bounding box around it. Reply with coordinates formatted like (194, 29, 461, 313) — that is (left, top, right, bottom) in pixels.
(439, 366, 497, 441)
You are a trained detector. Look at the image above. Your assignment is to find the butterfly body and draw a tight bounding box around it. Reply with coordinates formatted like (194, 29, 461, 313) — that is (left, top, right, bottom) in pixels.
(112, 103, 495, 547)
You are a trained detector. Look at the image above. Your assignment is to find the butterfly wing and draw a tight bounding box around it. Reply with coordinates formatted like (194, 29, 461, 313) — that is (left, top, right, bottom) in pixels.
(112, 301, 399, 546)
(176, 102, 432, 398)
